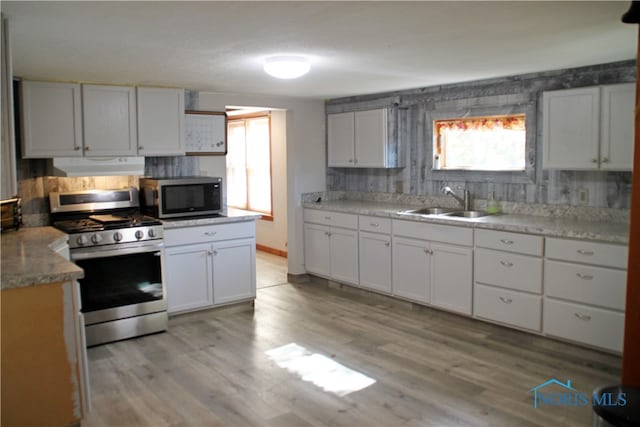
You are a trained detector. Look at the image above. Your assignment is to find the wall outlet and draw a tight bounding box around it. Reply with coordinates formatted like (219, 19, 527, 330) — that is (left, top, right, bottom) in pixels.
(578, 188, 589, 205)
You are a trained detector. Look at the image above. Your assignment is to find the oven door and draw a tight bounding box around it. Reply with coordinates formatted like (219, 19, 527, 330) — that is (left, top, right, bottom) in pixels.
(71, 241, 166, 326)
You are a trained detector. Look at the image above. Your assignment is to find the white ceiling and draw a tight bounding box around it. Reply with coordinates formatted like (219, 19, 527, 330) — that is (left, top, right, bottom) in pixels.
(2, 1, 637, 100)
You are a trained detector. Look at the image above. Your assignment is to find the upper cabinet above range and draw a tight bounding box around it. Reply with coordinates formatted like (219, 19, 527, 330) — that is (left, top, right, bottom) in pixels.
(327, 108, 404, 168)
(136, 87, 185, 156)
(20, 80, 186, 158)
(542, 83, 635, 171)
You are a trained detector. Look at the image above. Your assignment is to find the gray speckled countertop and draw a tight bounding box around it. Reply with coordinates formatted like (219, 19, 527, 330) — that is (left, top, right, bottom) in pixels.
(160, 208, 262, 229)
(1, 227, 84, 290)
(303, 200, 629, 245)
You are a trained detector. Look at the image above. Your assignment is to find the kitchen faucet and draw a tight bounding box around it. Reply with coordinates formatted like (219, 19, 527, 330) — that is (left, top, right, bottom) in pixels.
(442, 186, 470, 211)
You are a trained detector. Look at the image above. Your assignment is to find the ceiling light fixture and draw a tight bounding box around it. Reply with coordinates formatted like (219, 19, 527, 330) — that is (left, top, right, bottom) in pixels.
(263, 56, 311, 79)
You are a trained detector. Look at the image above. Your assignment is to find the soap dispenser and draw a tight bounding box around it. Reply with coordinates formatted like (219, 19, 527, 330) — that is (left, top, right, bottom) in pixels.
(487, 191, 501, 215)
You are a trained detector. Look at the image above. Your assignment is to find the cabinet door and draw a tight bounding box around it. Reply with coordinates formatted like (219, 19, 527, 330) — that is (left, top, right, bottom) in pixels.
(600, 83, 635, 171)
(212, 238, 256, 305)
(392, 237, 430, 303)
(358, 231, 391, 294)
(542, 87, 599, 169)
(304, 223, 331, 277)
(327, 112, 355, 167)
(329, 227, 359, 285)
(165, 243, 213, 314)
(137, 87, 185, 156)
(355, 109, 387, 167)
(21, 81, 83, 158)
(430, 243, 472, 315)
(82, 84, 138, 156)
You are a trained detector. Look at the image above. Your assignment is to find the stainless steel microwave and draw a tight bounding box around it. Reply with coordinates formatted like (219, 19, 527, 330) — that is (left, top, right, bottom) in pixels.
(139, 177, 223, 219)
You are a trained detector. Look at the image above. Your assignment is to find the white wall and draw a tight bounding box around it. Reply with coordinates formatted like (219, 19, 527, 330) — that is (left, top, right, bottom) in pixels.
(198, 92, 325, 275)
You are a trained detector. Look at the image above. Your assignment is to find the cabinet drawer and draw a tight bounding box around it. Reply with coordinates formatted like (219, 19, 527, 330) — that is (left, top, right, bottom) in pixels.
(543, 299, 624, 353)
(544, 260, 626, 311)
(359, 215, 391, 234)
(392, 220, 472, 246)
(164, 221, 255, 246)
(475, 249, 542, 294)
(545, 238, 627, 269)
(474, 284, 541, 331)
(475, 229, 543, 256)
(304, 209, 358, 229)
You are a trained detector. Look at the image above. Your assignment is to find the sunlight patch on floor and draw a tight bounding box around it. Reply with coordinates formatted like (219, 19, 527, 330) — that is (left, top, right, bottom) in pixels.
(266, 343, 376, 397)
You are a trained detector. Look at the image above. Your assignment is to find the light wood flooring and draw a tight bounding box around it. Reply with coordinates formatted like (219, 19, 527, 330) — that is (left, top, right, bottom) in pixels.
(83, 255, 621, 427)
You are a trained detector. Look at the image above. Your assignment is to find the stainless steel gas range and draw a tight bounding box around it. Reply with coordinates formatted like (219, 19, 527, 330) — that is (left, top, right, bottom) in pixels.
(50, 187, 167, 346)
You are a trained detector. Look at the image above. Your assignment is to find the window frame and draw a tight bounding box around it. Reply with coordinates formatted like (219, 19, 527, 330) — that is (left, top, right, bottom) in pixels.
(426, 103, 537, 184)
(226, 112, 274, 221)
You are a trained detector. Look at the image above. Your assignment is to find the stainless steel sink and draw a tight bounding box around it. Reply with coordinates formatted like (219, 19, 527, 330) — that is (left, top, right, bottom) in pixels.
(442, 210, 489, 218)
(399, 207, 457, 216)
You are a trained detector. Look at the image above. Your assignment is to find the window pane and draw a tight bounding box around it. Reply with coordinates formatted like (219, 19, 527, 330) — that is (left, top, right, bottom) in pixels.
(226, 116, 272, 215)
(227, 122, 247, 209)
(433, 114, 526, 171)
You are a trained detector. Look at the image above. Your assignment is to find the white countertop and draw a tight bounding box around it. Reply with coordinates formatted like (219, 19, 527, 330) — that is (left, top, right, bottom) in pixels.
(303, 200, 629, 244)
(160, 208, 262, 229)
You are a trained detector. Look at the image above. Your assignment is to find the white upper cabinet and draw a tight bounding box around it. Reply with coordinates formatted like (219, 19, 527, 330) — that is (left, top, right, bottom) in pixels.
(21, 81, 83, 158)
(82, 84, 138, 156)
(327, 111, 355, 167)
(327, 108, 400, 168)
(542, 83, 635, 170)
(600, 83, 635, 171)
(137, 87, 185, 156)
(354, 109, 388, 167)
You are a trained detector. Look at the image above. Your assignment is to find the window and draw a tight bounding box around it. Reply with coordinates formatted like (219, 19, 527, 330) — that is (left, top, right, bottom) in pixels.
(226, 115, 272, 217)
(433, 114, 526, 171)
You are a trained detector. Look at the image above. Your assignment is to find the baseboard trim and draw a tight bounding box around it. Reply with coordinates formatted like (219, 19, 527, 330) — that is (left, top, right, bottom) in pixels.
(256, 244, 288, 258)
(287, 273, 311, 284)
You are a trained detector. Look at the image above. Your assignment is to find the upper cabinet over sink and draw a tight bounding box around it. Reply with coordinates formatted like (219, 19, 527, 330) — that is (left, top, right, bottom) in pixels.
(542, 83, 635, 171)
(20, 80, 186, 158)
(327, 108, 403, 168)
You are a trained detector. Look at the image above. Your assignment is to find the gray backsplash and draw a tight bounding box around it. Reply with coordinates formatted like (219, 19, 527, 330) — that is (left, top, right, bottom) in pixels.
(326, 61, 635, 210)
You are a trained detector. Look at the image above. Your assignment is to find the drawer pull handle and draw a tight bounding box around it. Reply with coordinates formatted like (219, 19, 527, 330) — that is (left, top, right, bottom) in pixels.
(500, 260, 514, 267)
(370, 223, 379, 227)
(324, 216, 332, 220)
(577, 249, 594, 256)
(204, 231, 217, 236)
(499, 297, 513, 304)
(576, 273, 594, 280)
(574, 313, 592, 321)
(384, 242, 390, 247)
(424, 248, 433, 255)
(500, 239, 514, 245)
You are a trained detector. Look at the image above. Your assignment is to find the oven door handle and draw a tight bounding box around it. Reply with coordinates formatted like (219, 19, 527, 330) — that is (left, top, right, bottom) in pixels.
(71, 241, 164, 261)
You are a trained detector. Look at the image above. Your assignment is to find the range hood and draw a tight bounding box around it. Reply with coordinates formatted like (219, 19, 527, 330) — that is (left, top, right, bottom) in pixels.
(48, 157, 145, 177)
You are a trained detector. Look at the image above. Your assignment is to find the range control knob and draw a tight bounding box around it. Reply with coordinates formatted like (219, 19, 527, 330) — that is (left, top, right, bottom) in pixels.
(76, 235, 89, 246)
(135, 230, 144, 240)
(113, 232, 123, 242)
(148, 228, 156, 238)
(91, 234, 103, 244)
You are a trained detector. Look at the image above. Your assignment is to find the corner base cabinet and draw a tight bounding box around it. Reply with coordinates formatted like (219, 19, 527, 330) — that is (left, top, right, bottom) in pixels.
(164, 220, 256, 315)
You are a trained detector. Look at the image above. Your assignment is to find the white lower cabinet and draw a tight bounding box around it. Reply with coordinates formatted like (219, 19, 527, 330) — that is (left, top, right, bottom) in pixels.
(473, 230, 544, 332)
(474, 284, 542, 331)
(358, 216, 392, 294)
(164, 221, 256, 315)
(543, 237, 627, 353)
(392, 237, 431, 303)
(392, 220, 473, 315)
(303, 210, 359, 285)
(165, 243, 213, 313)
(543, 299, 624, 353)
